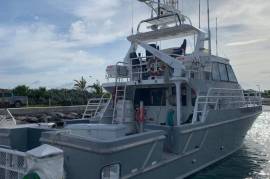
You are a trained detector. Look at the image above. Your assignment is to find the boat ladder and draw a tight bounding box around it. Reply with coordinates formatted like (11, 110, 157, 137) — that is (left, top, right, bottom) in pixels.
(82, 94, 112, 122)
(112, 77, 127, 124)
(0, 109, 16, 128)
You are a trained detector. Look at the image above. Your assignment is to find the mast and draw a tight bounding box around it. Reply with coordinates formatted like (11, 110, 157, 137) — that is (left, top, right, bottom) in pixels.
(131, 0, 134, 34)
(216, 17, 218, 56)
(207, 0, 212, 56)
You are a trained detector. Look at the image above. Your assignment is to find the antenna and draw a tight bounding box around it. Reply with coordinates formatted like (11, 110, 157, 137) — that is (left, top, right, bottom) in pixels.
(131, 0, 134, 34)
(199, 0, 201, 28)
(182, 0, 184, 12)
(207, 0, 212, 56)
(216, 17, 218, 56)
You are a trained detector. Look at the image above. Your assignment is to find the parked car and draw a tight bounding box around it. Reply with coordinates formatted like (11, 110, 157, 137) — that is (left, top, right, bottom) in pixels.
(0, 91, 28, 108)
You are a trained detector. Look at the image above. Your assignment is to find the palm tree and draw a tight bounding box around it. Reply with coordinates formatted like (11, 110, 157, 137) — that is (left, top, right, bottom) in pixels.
(89, 80, 104, 97)
(74, 76, 88, 91)
(74, 76, 89, 104)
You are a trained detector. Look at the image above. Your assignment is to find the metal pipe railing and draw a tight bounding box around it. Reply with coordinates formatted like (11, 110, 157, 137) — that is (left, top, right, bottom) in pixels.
(192, 88, 262, 124)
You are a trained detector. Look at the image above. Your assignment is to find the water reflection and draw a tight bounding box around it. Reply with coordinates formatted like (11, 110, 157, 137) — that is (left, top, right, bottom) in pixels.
(190, 112, 270, 179)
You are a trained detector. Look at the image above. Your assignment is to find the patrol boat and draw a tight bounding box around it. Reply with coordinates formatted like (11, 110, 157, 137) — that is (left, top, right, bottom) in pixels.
(0, 0, 262, 179)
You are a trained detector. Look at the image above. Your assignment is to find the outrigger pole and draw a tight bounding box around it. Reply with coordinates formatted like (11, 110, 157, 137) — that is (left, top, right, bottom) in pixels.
(199, 0, 201, 28)
(207, 0, 212, 56)
(216, 17, 218, 56)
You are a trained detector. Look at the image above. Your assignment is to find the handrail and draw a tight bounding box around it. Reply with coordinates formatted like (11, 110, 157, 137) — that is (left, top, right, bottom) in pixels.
(192, 88, 262, 124)
(0, 109, 16, 127)
(82, 94, 111, 121)
(137, 13, 182, 33)
(100, 96, 112, 120)
(6, 108, 16, 125)
(94, 93, 109, 117)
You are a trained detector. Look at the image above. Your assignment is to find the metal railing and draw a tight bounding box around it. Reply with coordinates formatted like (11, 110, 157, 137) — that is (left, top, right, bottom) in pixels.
(107, 54, 179, 81)
(82, 94, 112, 121)
(106, 55, 208, 82)
(0, 147, 28, 179)
(106, 57, 151, 81)
(0, 109, 16, 128)
(192, 88, 262, 124)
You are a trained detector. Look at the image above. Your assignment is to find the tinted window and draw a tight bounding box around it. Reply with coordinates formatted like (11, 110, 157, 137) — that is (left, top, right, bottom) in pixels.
(150, 89, 166, 106)
(181, 86, 187, 106)
(171, 85, 189, 106)
(191, 89, 196, 106)
(226, 65, 238, 82)
(134, 88, 166, 106)
(218, 63, 229, 81)
(212, 63, 220, 81)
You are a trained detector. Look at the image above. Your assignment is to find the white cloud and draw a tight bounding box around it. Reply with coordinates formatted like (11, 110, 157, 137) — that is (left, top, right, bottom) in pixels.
(72, 0, 121, 21)
(1, 0, 270, 89)
(0, 23, 106, 88)
(67, 0, 146, 46)
(69, 20, 126, 46)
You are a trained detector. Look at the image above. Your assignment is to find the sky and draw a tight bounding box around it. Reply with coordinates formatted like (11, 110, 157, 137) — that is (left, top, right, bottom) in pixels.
(0, 0, 269, 90)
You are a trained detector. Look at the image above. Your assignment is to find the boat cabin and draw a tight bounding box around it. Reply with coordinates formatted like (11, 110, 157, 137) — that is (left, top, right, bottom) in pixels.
(103, 22, 240, 128)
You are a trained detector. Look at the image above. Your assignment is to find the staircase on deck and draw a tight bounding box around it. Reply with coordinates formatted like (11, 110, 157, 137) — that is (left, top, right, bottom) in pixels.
(82, 94, 112, 122)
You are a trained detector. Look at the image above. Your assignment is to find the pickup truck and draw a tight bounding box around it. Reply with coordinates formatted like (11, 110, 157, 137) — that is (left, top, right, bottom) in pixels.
(0, 91, 28, 108)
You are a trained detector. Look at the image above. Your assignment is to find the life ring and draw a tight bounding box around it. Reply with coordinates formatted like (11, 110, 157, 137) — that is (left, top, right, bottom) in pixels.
(149, 61, 165, 76)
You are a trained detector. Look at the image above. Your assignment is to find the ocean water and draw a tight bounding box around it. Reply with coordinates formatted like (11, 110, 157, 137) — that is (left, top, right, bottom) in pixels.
(190, 107, 270, 179)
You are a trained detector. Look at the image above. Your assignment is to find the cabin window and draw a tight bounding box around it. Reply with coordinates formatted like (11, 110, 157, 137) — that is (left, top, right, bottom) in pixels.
(212, 63, 220, 81)
(171, 85, 187, 106)
(191, 89, 196, 106)
(226, 65, 238, 82)
(134, 88, 166, 106)
(218, 63, 229, 81)
(204, 72, 211, 80)
(181, 86, 187, 106)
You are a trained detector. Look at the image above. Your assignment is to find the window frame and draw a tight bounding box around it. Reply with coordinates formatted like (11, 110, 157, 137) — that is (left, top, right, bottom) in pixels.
(211, 62, 221, 81)
(212, 62, 238, 83)
(218, 63, 229, 82)
(226, 65, 238, 83)
(134, 88, 166, 106)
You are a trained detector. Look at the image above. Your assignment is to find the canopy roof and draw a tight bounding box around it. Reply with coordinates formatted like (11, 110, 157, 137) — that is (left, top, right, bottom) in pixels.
(127, 24, 204, 43)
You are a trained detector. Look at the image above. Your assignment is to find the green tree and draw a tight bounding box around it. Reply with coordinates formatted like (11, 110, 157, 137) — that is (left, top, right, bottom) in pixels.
(74, 76, 90, 104)
(13, 85, 29, 96)
(74, 76, 89, 91)
(89, 80, 104, 97)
